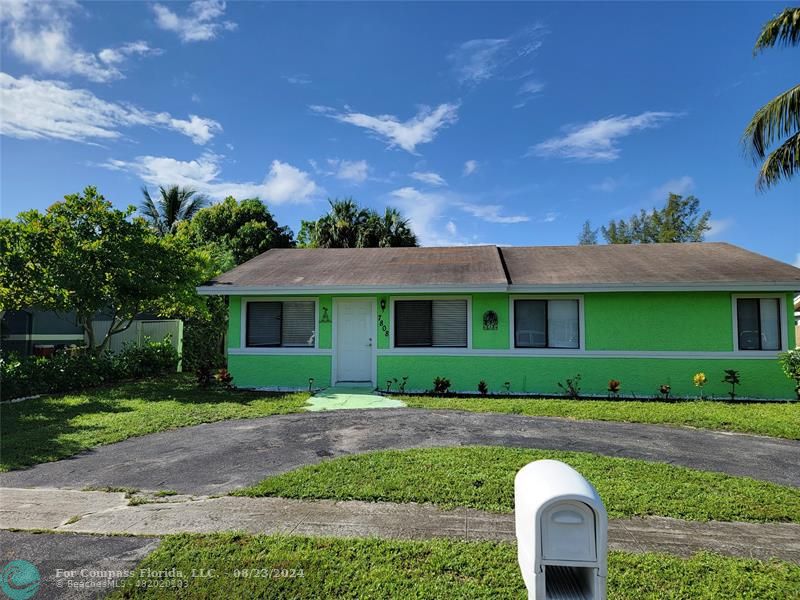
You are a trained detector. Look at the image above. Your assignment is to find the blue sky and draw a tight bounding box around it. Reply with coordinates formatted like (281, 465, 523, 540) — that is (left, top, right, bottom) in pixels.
(1, 1, 797, 265)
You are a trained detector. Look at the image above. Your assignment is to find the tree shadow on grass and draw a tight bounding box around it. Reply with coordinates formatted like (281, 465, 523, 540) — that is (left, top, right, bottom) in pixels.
(0, 375, 307, 471)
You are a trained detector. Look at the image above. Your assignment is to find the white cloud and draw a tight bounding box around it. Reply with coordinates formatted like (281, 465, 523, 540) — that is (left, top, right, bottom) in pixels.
(152, 0, 237, 43)
(410, 171, 447, 187)
(514, 79, 546, 109)
(102, 153, 320, 204)
(390, 187, 466, 246)
(706, 217, 734, 239)
(0, 73, 221, 145)
(590, 177, 621, 193)
(463, 160, 478, 176)
(329, 159, 369, 183)
(539, 211, 559, 223)
(651, 175, 694, 200)
(457, 202, 529, 224)
(98, 41, 161, 66)
(283, 74, 311, 85)
(314, 103, 459, 154)
(449, 25, 546, 85)
(1, 1, 160, 82)
(794, 253, 800, 268)
(532, 112, 681, 161)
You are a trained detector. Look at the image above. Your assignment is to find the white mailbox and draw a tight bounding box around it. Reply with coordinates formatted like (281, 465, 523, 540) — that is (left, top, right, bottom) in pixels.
(515, 459, 607, 600)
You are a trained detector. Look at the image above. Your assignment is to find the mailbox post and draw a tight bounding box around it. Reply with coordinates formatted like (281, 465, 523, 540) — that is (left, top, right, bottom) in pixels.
(515, 460, 607, 600)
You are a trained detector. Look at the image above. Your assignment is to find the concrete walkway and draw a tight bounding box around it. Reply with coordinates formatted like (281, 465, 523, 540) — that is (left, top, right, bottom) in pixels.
(1, 488, 798, 564)
(306, 386, 406, 411)
(1, 410, 796, 495)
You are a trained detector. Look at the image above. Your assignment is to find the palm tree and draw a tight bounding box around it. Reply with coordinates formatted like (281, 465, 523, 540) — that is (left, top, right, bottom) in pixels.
(140, 185, 209, 235)
(742, 8, 800, 190)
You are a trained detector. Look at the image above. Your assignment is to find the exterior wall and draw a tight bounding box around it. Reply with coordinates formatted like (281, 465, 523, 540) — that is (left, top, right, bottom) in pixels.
(225, 291, 796, 398)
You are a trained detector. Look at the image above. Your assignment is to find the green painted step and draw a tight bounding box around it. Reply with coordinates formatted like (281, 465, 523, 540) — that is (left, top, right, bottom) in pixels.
(306, 387, 406, 411)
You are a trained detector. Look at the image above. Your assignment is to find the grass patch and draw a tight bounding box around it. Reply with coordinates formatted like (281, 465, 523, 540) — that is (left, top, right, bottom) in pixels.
(235, 446, 800, 523)
(112, 533, 800, 599)
(154, 490, 178, 497)
(1, 375, 309, 471)
(402, 395, 800, 439)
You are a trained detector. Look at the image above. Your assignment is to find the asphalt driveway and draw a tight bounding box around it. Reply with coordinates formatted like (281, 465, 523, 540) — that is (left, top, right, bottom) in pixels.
(1, 409, 797, 495)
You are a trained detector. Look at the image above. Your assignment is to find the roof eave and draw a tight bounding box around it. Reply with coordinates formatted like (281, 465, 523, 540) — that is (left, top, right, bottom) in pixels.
(197, 282, 800, 295)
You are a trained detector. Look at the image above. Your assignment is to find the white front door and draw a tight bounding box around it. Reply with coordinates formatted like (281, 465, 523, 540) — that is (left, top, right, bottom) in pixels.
(335, 300, 374, 384)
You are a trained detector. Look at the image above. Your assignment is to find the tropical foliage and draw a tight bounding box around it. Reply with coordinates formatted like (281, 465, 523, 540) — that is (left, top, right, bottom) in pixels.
(580, 194, 711, 244)
(179, 196, 294, 268)
(297, 198, 418, 248)
(742, 7, 800, 189)
(140, 185, 209, 235)
(0, 187, 205, 353)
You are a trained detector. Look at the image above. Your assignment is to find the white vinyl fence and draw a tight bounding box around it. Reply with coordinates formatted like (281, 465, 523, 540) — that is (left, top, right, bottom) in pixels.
(91, 319, 183, 369)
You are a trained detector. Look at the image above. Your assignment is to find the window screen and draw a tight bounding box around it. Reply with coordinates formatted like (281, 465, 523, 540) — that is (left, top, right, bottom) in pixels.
(394, 300, 467, 347)
(737, 298, 781, 351)
(515, 299, 579, 349)
(246, 301, 315, 348)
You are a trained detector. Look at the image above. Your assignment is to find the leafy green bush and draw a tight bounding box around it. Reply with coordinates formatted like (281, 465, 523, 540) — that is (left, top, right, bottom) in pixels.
(114, 337, 180, 378)
(1, 339, 179, 401)
(778, 349, 800, 400)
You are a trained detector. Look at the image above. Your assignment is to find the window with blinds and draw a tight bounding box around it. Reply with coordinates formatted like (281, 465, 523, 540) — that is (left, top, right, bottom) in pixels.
(514, 299, 580, 349)
(246, 301, 316, 348)
(394, 299, 467, 347)
(736, 298, 781, 351)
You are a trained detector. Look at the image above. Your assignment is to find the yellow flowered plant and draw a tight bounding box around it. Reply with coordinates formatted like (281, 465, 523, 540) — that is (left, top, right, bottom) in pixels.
(693, 372, 707, 399)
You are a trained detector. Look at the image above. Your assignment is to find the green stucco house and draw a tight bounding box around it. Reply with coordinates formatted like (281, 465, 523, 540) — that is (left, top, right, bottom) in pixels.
(198, 243, 800, 399)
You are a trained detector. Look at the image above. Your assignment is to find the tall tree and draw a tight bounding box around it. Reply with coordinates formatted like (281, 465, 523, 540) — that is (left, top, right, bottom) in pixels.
(599, 194, 711, 244)
(578, 220, 598, 245)
(140, 185, 209, 235)
(180, 196, 294, 268)
(742, 8, 800, 189)
(0, 187, 205, 353)
(299, 199, 418, 248)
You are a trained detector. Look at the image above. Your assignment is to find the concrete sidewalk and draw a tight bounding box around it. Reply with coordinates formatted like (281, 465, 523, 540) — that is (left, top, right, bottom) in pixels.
(2, 488, 798, 563)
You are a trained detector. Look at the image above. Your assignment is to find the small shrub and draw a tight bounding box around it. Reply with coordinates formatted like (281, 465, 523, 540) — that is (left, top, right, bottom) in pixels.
(607, 379, 621, 397)
(397, 376, 408, 393)
(433, 376, 451, 394)
(215, 368, 233, 388)
(722, 369, 741, 400)
(557, 374, 581, 399)
(115, 337, 179, 379)
(693, 372, 707, 399)
(478, 380, 489, 395)
(501, 381, 511, 394)
(777, 349, 800, 400)
(196, 363, 215, 387)
(659, 384, 671, 400)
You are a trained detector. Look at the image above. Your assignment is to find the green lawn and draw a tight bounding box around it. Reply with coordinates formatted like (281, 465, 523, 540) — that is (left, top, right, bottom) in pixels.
(112, 533, 800, 599)
(0, 376, 309, 471)
(402, 395, 800, 439)
(235, 446, 800, 523)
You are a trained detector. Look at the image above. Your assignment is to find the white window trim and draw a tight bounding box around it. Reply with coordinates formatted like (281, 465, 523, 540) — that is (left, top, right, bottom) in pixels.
(389, 296, 472, 352)
(239, 296, 321, 354)
(509, 295, 585, 352)
(331, 297, 377, 387)
(731, 293, 788, 355)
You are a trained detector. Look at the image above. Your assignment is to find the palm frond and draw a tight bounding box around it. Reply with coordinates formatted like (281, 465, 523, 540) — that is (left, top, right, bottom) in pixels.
(139, 187, 163, 226)
(742, 83, 800, 159)
(180, 193, 209, 222)
(756, 131, 800, 190)
(754, 8, 800, 54)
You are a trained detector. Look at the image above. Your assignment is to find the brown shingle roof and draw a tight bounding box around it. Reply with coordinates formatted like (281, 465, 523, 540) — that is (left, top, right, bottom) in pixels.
(200, 242, 800, 291)
(207, 246, 508, 288)
(500, 243, 800, 286)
